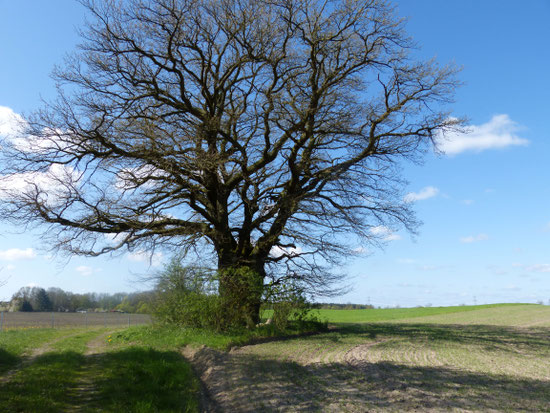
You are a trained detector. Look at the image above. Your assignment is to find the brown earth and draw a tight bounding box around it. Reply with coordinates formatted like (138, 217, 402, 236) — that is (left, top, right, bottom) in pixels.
(183, 327, 550, 412)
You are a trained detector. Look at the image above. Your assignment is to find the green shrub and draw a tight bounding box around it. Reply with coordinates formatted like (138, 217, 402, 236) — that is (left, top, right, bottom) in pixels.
(153, 261, 224, 330)
(154, 257, 326, 333)
(265, 281, 325, 332)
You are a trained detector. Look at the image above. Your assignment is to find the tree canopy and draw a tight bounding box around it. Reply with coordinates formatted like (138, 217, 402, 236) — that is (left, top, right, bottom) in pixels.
(0, 0, 461, 326)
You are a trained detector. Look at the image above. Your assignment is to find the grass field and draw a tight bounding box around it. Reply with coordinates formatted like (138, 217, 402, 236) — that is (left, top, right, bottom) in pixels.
(1, 303, 549, 412)
(313, 303, 535, 324)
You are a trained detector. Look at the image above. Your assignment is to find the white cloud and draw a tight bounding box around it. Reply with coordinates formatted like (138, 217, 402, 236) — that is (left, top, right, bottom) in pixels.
(436, 114, 528, 155)
(404, 186, 439, 203)
(351, 246, 369, 255)
(525, 264, 550, 273)
(0, 106, 26, 140)
(0, 164, 79, 205)
(370, 226, 401, 241)
(417, 265, 439, 271)
(461, 199, 474, 206)
(0, 248, 36, 261)
(0, 106, 72, 154)
(269, 245, 303, 258)
(460, 233, 489, 243)
(104, 232, 131, 245)
(511, 262, 523, 268)
(5, 264, 16, 271)
(127, 250, 164, 267)
(76, 265, 94, 276)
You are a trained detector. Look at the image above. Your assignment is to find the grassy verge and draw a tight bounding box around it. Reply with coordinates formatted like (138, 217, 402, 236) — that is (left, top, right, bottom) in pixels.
(107, 319, 327, 352)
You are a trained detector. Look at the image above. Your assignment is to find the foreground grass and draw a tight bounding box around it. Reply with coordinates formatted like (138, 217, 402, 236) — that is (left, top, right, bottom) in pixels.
(0, 330, 103, 412)
(89, 347, 199, 413)
(0, 328, 81, 374)
(0, 328, 200, 412)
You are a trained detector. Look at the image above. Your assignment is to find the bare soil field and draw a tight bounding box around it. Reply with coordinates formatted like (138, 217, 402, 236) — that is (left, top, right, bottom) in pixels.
(187, 305, 550, 412)
(0, 311, 151, 330)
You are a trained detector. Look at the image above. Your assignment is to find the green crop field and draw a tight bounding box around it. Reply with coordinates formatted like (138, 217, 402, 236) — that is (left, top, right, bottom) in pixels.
(314, 303, 534, 324)
(1, 304, 550, 412)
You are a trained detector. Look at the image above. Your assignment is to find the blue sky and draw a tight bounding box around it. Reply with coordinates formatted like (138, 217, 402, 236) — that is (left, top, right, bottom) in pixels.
(0, 0, 549, 307)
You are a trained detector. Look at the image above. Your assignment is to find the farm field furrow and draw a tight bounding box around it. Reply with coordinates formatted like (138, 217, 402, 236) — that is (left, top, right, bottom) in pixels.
(188, 304, 550, 412)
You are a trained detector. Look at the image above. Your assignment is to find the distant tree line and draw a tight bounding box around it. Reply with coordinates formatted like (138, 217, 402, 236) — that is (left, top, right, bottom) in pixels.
(311, 303, 374, 310)
(7, 286, 153, 313)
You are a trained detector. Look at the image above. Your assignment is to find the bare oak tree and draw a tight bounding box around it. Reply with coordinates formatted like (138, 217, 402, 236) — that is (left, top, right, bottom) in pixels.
(0, 0, 461, 325)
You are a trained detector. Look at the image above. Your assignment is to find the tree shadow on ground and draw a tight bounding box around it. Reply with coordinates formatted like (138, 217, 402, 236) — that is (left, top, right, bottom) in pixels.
(0, 348, 20, 374)
(0, 351, 84, 412)
(88, 347, 199, 412)
(212, 349, 550, 412)
(0, 348, 199, 413)
(318, 323, 550, 355)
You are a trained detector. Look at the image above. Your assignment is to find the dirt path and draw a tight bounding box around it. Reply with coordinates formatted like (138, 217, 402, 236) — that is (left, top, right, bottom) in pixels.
(68, 329, 122, 412)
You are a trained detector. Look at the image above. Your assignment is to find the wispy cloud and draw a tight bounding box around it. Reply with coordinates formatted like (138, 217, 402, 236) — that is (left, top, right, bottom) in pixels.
(127, 250, 164, 267)
(525, 264, 550, 273)
(460, 233, 489, 243)
(76, 265, 94, 276)
(0, 248, 36, 261)
(404, 186, 439, 203)
(0, 164, 79, 203)
(351, 246, 369, 255)
(370, 226, 401, 241)
(436, 114, 528, 155)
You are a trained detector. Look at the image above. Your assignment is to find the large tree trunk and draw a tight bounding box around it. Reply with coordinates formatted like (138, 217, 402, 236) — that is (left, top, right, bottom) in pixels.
(217, 252, 266, 328)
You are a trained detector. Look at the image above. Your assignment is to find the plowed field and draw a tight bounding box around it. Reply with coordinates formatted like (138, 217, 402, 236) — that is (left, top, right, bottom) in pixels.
(187, 304, 550, 412)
